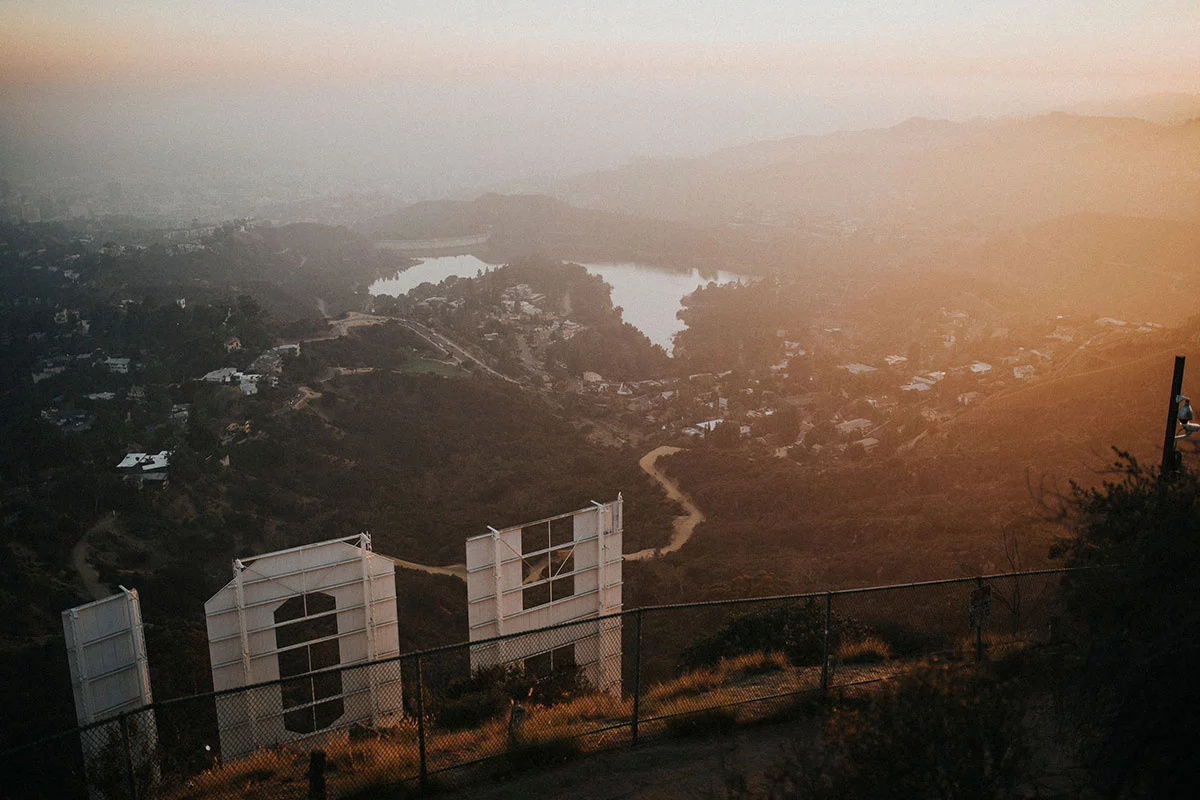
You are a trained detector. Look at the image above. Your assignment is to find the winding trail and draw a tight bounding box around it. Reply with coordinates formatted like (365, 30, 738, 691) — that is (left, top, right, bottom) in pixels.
(73, 514, 118, 601)
(381, 445, 701, 579)
(625, 445, 704, 561)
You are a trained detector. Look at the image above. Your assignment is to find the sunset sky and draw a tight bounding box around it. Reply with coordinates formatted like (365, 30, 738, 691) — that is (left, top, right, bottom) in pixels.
(2, 1, 1198, 193)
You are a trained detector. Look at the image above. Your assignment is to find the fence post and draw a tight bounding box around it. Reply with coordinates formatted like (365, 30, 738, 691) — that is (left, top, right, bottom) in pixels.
(415, 655, 427, 791)
(975, 576, 985, 662)
(119, 712, 137, 800)
(821, 592, 832, 694)
(631, 608, 643, 747)
(307, 750, 327, 800)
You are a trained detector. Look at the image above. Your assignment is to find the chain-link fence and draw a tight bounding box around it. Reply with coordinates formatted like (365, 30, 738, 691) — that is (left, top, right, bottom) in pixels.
(1, 569, 1073, 799)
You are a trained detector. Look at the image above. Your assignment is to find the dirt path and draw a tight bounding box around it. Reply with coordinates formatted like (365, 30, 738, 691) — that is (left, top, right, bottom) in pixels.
(290, 385, 322, 411)
(434, 719, 809, 800)
(381, 554, 468, 580)
(374, 446, 699, 579)
(626, 445, 705, 561)
(73, 514, 118, 601)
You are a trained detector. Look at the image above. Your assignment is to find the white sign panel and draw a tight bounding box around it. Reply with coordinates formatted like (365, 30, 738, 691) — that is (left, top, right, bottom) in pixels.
(63, 587, 158, 799)
(466, 497, 623, 695)
(63, 587, 154, 725)
(204, 534, 402, 758)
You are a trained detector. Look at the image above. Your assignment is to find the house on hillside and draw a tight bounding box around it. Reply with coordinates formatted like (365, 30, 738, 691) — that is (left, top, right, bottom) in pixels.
(104, 357, 131, 374)
(839, 363, 877, 376)
(116, 451, 172, 487)
(201, 367, 241, 384)
(836, 418, 873, 437)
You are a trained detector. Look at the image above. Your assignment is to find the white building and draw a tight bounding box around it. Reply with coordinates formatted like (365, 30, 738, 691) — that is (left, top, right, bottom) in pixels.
(837, 418, 873, 436)
(839, 363, 877, 376)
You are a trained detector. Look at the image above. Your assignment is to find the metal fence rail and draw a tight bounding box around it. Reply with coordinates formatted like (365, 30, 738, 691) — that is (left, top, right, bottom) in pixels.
(2, 569, 1074, 799)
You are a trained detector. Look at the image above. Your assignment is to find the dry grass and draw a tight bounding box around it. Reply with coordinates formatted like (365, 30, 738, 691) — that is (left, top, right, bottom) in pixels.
(645, 651, 789, 706)
(159, 744, 310, 800)
(154, 648, 934, 799)
(837, 635, 895, 664)
(524, 690, 631, 737)
(953, 632, 1033, 661)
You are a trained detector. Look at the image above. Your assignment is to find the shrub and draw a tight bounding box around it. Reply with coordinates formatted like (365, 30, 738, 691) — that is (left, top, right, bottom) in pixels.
(435, 662, 591, 730)
(836, 636, 894, 665)
(812, 663, 1026, 799)
(744, 662, 1029, 800)
(434, 691, 509, 731)
(680, 602, 865, 670)
(724, 651, 789, 681)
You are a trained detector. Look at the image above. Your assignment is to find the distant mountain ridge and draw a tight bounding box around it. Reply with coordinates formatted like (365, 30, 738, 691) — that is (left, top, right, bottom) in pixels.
(544, 113, 1200, 231)
(359, 193, 721, 268)
(1064, 92, 1200, 125)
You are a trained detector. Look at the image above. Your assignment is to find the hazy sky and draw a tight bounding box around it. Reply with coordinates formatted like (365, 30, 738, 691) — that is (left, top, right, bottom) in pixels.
(3, 1, 1198, 196)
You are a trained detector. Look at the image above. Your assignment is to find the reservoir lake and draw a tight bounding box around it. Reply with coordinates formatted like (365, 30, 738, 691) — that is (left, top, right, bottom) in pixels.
(368, 255, 749, 352)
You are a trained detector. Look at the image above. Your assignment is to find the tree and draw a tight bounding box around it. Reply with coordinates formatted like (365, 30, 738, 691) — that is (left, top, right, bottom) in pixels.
(1053, 450, 1200, 798)
(707, 420, 741, 449)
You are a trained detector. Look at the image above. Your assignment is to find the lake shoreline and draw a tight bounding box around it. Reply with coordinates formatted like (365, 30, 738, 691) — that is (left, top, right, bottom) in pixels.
(369, 255, 750, 351)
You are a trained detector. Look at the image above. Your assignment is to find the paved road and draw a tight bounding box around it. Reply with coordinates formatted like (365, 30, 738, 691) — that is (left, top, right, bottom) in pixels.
(294, 307, 519, 385)
(395, 318, 520, 385)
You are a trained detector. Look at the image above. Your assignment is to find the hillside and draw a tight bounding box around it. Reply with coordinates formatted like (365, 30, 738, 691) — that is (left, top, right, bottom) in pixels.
(360, 193, 722, 270)
(547, 115, 1200, 230)
(961, 214, 1200, 325)
(645, 328, 1193, 601)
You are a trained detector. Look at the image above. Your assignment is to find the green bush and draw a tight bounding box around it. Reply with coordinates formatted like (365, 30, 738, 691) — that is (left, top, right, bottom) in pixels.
(812, 663, 1028, 799)
(680, 602, 866, 670)
(741, 662, 1028, 800)
(435, 664, 521, 730)
(435, 662, 592, 730)
(434, 690, 510, 731)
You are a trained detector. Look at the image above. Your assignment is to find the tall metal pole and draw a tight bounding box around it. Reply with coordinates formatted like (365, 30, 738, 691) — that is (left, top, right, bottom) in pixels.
(1161, 356, 1186, 474)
